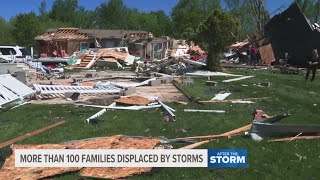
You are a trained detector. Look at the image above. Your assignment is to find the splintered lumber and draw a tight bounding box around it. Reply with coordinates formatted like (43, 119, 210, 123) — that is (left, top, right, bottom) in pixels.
(174, 124, 252, 141)
(0, 121, 65, 149)
(269, 135, 320, 142)
(199, 97, 270, 103)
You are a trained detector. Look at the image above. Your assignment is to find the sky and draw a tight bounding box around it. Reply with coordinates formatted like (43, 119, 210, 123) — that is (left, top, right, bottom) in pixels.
(0, 0, 294, 21)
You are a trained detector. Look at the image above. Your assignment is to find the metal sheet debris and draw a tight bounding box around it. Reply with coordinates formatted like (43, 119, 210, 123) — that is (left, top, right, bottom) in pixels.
(250, 122, 320, 141)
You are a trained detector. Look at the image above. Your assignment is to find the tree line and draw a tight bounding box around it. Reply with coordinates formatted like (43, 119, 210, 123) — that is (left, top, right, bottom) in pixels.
(0, 0, 319, 49)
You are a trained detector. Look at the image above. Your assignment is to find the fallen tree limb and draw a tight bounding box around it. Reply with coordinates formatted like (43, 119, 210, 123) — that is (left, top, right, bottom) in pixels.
(199, 97, 270, 103)
(0, 121, 65, 149)
(269, 135, 320, 142)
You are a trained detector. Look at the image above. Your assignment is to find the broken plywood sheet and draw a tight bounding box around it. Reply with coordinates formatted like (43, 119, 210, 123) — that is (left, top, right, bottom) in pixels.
(75, 136, 161, 179)
(114, 96, 153, 105)
(80, 167, 152, 179)
(0, 135, 162, 180)
(0, 144, 81, 180)
(259, 44, 275, 66)
(186, 71, 243, 77)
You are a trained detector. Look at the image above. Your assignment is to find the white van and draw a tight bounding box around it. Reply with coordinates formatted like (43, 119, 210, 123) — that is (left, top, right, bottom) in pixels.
(0, 45, 32, 63)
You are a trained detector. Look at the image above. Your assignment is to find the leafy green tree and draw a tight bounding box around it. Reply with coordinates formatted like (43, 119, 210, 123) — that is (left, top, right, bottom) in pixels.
(197, 10, 239, 71)
(224, 0, 256, 39)
(150, 10, 174, 36)
(0, 17, 15, 44)
(49, 0, 93, 28)
(12, 13, 41, 48)
(296, 0, 320, 23)
(171, 0, 221, 38)
(95, 0, 131, 29)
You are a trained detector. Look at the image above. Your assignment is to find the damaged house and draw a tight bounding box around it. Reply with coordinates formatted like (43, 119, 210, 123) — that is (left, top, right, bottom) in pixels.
(264, 2, 320, 67)
(34, 28, 171, 61)
(34, 28, 151, 58)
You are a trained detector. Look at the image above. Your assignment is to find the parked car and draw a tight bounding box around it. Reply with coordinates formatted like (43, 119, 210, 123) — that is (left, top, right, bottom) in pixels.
(0, 45, 32, 63)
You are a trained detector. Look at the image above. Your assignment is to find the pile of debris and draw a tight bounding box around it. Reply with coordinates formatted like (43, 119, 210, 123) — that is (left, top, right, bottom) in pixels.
(70, 47, 138, 69)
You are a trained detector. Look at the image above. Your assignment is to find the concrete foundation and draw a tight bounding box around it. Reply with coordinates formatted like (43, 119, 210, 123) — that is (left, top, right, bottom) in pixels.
(16, 71, 28, 85)
(124, 87, 136, 96)
(150, 79, 161, 86)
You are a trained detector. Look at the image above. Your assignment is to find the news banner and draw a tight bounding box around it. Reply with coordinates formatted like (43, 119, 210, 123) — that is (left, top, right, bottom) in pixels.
(15, 149, 248, 168)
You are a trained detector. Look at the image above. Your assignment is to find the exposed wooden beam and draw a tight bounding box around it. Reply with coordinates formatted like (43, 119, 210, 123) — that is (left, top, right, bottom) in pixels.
(0, 121, 65, 149)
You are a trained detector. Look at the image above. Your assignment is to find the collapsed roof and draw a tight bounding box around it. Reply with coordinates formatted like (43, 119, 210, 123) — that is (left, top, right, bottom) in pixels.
(35, 28, 151, 41)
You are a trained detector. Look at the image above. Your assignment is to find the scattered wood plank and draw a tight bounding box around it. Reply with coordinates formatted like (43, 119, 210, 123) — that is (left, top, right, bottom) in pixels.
(184, 109, 225, 113)
(76, 103, 161, 110)
(199, 97, 270, 103)
(222, 76, 254, 83)
(269, 135, 320, 142)
(173, 101, 188, 105)
(0, 121, 65, 149)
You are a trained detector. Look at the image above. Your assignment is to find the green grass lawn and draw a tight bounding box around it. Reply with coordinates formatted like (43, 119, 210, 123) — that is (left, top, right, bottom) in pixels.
(0, 69, 319, 179)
